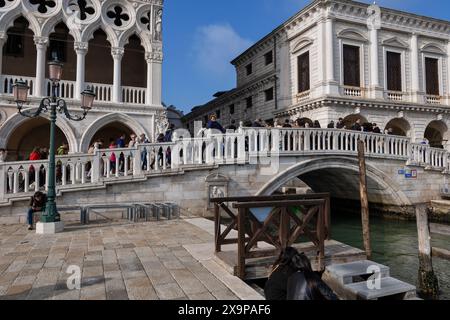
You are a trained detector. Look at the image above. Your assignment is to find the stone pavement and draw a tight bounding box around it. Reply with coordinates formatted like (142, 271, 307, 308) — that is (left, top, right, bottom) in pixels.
(0, 219, 260, 300)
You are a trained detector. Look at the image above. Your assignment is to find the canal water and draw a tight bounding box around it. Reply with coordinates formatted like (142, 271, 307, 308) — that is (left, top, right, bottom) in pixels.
(331, 214, 450, 300)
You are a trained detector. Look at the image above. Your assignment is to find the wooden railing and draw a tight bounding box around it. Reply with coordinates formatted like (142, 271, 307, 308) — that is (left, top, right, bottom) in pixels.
(211, 194, 330, 279)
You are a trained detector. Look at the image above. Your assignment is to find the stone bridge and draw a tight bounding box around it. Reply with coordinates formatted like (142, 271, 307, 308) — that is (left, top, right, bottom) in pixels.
(0, 127, 447, 223)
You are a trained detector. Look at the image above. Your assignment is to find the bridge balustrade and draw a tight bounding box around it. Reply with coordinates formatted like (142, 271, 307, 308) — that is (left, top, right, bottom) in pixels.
(0, 128, 448, 201)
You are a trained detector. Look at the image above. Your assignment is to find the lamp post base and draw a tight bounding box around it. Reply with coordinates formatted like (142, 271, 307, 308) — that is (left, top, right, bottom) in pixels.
(36, 221, 64, 234)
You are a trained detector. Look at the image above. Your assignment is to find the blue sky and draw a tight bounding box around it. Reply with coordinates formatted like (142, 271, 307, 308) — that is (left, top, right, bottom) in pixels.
(162, 0, 450, 114)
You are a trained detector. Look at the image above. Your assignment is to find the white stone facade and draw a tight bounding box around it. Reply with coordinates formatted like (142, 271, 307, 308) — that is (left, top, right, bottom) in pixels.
(184, 0, 450, 149)
(0, 0, 168, 156)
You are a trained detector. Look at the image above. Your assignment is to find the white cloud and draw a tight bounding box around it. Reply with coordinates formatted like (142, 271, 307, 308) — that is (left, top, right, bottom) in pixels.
(192, 23, 253, 76)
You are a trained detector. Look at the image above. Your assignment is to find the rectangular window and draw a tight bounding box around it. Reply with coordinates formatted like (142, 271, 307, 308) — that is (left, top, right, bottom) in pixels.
(343, 45, 360, 87)
(264, 51, 273, 66)
(246, 96, 253, 109)
(229, 104, 235, 115)
(216, 109, 221, 119)
(425, 57, 439, 95)
(246, 63, 253, 76)
(297, 51, 310, 93)
(386, 51, 402, 91)
(264, 87, 274, 101)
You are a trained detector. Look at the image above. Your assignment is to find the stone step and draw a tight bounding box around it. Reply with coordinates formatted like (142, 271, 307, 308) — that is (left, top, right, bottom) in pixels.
(345, 276, 417, 300)
(324, 260, 390, 285)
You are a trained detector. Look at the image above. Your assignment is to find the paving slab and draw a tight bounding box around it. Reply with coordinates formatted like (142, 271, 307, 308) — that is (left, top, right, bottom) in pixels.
(0, 219, 256, 300)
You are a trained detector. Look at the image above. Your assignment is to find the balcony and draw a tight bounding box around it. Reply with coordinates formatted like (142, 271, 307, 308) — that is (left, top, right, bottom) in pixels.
(342, 86, 364, 98)
(0, 74, 147, 105)
(386, 91, 404, 102)
(296, 90, 310, 103)
(426, 94, 441, 105)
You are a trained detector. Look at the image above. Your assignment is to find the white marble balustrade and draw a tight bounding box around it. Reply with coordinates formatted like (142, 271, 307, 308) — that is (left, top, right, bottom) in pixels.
(1, 128, 449, 201)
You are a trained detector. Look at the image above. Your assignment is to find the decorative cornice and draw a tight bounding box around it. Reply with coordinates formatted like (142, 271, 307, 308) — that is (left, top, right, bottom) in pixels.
(274, 96, 450, 117)
(145, 48, 163, 63)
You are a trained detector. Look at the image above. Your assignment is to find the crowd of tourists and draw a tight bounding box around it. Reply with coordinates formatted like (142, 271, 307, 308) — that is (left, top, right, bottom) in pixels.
(203, 113, 401, 137)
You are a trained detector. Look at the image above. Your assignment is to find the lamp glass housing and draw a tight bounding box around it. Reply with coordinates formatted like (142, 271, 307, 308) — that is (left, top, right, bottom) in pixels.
(81, 87, 96, 110)
(12, 80, 29, 103)
(48, 60, 63, 82)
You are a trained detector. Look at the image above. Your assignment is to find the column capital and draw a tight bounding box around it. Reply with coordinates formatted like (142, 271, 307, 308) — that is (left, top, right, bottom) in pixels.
(74, 41, 89, 54)
(145, 50, 163, 63)
(111, 47, 125, 60)
(34, 36, 49, 49)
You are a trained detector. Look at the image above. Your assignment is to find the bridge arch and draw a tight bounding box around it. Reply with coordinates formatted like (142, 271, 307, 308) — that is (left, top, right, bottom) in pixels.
(256, 156, 411, 207)
(80, 113, 149, 152)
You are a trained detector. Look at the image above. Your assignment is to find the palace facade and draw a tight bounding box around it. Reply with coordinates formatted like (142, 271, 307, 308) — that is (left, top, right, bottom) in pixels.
(0, 0, 168, 161)
(183, 0, 450, 149)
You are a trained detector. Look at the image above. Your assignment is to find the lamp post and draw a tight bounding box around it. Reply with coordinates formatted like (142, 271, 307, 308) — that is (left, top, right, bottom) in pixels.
(12, 59, 96, 229)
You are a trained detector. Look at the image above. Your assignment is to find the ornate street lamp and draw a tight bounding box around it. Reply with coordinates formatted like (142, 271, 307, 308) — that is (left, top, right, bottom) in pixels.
(12, 59, 96, 228)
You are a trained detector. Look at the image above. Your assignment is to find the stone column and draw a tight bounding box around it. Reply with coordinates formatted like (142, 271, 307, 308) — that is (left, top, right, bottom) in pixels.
(0, 32, 7, 77)
(34, 36, 49, 97)
(369, 27, 383, 99)
(145, 49, 163, 106)
(111, 47, 124, 103)
(74, 42, 88, 100)
(410, 33, 422, 103)
(325, 17, 339, 95)
(316, 18, 326, 91)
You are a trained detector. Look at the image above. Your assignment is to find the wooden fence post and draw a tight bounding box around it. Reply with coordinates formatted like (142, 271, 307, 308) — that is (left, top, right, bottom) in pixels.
(415, 203, 439, 298)
(214, 203, 221, 253)
(237, 207, 246, 279)
(358, 139, 372, 260)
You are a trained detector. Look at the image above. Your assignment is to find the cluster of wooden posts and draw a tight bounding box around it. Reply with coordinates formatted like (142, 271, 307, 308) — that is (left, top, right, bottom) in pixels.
(211, 194, 331, 280)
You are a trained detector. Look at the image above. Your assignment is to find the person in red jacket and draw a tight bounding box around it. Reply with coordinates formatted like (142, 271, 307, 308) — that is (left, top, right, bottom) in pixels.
(28, 147, 41, 185)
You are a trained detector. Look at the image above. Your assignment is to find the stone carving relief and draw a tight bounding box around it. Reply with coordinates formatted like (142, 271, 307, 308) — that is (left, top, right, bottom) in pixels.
(67, 0, 95, 21)
(155, 110, 169, 136)
(205, 173, 229, 209)
(154, 8, 162, 41)
(29, 0, 56, 14)
(106, 4, 131, 28)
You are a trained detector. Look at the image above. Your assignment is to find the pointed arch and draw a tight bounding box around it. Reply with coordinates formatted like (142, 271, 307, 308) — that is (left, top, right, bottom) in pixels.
(81, 23, 118, 47)
(118, 26, 152, 53)
(41, 13, 81, 42)
(0, 11, 40, 36)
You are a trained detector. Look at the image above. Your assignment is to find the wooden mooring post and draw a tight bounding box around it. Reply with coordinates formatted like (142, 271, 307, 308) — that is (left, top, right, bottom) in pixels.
(357, 139, 372, 260)
(415, 203, 439, 298)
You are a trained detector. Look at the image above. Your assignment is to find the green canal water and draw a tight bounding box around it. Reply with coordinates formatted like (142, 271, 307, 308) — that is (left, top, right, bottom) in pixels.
(331, 214, 450, 300)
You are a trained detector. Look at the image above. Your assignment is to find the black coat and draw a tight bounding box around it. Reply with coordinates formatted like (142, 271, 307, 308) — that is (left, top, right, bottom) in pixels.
(265, 264, 338, 300)
(30, 192, 47, 211)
